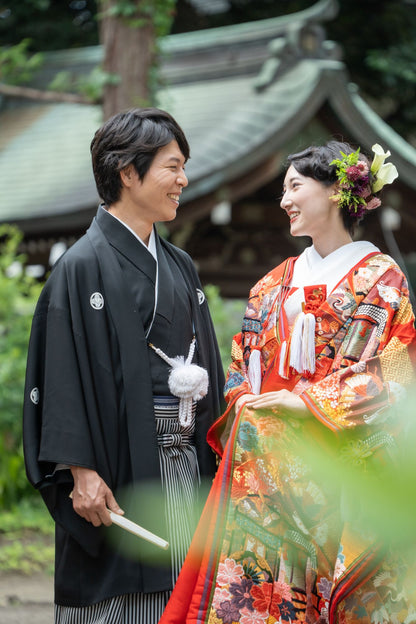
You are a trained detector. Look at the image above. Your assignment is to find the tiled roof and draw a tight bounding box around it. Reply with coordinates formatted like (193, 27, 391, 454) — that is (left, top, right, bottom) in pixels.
(0, 103, 101, 221)
(1, 0, 416, 231)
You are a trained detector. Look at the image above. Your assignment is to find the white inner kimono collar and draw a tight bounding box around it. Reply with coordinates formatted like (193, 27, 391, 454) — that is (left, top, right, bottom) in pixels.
(291, 240, 379, 294)
(285, 240, 380, 325)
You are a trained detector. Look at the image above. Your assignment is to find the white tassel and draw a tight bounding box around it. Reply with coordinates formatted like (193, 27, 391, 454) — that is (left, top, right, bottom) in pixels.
(178, 397, 193, 428)
(289, 312, 305, 374)
(149, 338, 209, 427)
(248, 349, 261, 395)
(302, 313, 316, 375)
(278, 340, 288, 379)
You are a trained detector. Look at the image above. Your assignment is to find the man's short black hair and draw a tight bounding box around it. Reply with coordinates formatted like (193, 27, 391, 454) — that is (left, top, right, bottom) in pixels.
(91, 108, 190, 206)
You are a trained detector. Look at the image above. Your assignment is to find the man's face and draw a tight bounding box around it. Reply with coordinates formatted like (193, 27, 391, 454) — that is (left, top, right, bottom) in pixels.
(125, 140, 188, 224)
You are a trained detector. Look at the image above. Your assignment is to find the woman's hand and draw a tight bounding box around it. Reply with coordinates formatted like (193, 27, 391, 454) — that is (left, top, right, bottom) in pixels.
(235, 393, 256, 413)
(70, 466, 124, 527)
(241, 390, 310, 418)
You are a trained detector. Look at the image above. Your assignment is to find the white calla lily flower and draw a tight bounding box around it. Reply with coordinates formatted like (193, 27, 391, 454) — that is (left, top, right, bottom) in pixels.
(372, 162, 399, 193)
(371, 143, 399, 192)
(371, 144, 390, 174)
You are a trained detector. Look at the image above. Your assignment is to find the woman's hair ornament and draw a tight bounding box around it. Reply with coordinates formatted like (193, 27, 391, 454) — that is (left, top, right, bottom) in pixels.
(330, 143, 398, 218)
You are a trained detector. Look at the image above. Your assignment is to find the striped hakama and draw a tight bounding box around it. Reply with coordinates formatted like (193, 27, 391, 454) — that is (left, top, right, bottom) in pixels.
(55, 396, 199, 624)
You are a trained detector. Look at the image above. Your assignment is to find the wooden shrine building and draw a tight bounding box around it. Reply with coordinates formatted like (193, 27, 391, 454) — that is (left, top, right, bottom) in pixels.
(1, 0, 416, 297)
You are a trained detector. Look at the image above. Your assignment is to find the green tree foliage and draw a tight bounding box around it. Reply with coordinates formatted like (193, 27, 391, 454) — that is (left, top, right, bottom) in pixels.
(328, 0, 416, 141)
(48, 66, 121, 102)
(1, 1, 415, 138)
(0, 226, 42, 507)
(0, 38, 43, 85)
(99, 0, 176, 37)
(0, 0, 98, 52)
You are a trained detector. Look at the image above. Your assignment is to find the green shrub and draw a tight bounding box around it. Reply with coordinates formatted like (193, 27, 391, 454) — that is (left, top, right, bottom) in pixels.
(0, 225, 42, 507)
(0, 498, 54, 574)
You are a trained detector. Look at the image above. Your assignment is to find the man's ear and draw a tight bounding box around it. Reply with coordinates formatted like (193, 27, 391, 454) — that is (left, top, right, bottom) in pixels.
(120, 165, 138, 187)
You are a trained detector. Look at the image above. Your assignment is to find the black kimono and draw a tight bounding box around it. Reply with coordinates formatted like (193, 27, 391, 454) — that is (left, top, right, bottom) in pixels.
(23, 207, 225, 607)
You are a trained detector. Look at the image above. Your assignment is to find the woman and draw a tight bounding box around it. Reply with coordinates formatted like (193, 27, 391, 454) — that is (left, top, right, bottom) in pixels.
(23, 108, 225, 623)
(160, 141, 416, 623)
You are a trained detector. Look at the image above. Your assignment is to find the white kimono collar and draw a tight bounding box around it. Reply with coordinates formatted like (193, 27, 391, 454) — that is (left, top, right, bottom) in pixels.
(291, 240, 379, 295)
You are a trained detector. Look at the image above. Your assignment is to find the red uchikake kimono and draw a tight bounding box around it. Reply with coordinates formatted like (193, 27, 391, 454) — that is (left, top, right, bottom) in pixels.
(160, 249, 416, 624)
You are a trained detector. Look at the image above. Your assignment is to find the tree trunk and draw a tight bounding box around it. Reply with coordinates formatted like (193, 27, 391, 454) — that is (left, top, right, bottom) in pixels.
(99, 0, 155, 120)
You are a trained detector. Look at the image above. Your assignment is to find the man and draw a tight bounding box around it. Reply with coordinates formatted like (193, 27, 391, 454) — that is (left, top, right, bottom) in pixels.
(23, 107, 224, 623)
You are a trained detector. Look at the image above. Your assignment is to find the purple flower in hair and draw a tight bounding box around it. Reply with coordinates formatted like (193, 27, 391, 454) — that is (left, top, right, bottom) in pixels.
(355, 182, 371, 198)
(346, 165, 362, 181)
(331, 148, 382, 219)
(366, 197, 381, 211)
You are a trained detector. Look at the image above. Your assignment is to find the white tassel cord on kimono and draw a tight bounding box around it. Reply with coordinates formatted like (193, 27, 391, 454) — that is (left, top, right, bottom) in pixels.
(248, 348, 262, 395)
(284, 311, 316, 378)
(149, 337, 209, 427)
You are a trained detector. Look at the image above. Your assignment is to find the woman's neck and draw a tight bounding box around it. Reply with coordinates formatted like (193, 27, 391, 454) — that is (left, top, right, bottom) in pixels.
(312, 230, 353, 258)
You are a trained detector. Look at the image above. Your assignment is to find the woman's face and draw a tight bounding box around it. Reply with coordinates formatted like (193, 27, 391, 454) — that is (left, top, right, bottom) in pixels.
(280, 165, 340, 241)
